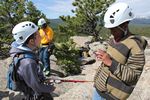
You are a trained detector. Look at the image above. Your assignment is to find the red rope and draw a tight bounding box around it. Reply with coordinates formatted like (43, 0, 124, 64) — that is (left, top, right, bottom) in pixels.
(47, 78, 93, 83)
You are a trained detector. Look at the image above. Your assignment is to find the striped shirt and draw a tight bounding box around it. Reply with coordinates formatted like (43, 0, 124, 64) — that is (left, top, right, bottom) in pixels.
(94, 35, 147, 99)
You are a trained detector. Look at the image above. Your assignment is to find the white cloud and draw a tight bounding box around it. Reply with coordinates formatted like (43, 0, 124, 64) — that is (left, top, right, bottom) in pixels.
(32, 0, 75, 18)
(47, 0, 75, 13)
(33, 0, 150, 18)
(116, 0, 150, 18)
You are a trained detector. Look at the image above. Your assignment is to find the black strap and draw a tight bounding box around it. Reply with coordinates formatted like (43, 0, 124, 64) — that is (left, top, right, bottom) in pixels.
(13, 53, 36, 81)
(12, 53, 36, 95)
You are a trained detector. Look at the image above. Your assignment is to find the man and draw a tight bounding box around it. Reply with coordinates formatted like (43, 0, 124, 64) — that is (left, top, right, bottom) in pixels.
(93, 2, 147, 100)
(10, 21, 55, 100)
(38, 18, 54, 76)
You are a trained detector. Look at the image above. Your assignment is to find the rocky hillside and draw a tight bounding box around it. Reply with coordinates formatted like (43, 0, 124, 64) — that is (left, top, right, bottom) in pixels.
(0, 36, 150, 100)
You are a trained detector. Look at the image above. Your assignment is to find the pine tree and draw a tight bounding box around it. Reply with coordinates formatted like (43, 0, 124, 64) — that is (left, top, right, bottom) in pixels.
(25, 1, 47, 24)
(0, 0, 47, 58)
(59, 0, 115, 41)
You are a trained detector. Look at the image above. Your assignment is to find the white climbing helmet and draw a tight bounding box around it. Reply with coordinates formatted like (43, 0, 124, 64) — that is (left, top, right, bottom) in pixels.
(38, 18, 46, 26)
(104, 2, 134, 28)
(12, 21, 38, 44)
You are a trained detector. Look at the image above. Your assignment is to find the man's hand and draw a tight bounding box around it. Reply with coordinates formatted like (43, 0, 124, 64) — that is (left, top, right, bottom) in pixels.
(95, 49, 112, 67)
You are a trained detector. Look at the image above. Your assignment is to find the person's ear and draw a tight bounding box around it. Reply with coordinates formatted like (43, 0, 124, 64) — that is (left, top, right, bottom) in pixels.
(29, 38, 34, 44)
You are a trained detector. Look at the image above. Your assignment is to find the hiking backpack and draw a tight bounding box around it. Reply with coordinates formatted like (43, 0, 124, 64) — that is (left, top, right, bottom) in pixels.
(6, 53, 35, 92)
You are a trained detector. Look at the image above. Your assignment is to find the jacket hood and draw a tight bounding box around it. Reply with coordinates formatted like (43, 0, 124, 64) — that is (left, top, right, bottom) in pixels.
(10, 41, 34, 57)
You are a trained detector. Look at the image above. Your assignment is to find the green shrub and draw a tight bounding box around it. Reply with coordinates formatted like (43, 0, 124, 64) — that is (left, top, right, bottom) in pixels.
(53, 39, 81, 76)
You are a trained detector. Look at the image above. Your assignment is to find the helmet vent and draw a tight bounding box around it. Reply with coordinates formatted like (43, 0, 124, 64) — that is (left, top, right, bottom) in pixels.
(116, 9, 119, 12)
(110, 15, 114, 18)
(113, 12, 115, 15)
(110, 19, 114, 24)
(32, 25, 35, 28)
(109, 9, 121, 24)
(129, 12, 132, 17)
(19, 36, 23, 40)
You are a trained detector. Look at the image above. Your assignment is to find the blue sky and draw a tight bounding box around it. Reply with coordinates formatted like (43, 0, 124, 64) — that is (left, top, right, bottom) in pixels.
(31, 0, 150, 19)
(31, 0, 75, 19)
(117, 0, 150, 18)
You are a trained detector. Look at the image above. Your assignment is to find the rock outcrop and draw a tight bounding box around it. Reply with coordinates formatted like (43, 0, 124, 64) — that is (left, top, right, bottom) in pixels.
(0, 36, 150, 100)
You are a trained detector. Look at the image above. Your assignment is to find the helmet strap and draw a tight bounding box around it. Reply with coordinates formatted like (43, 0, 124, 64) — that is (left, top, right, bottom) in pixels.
(117, 26, 127, 36)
